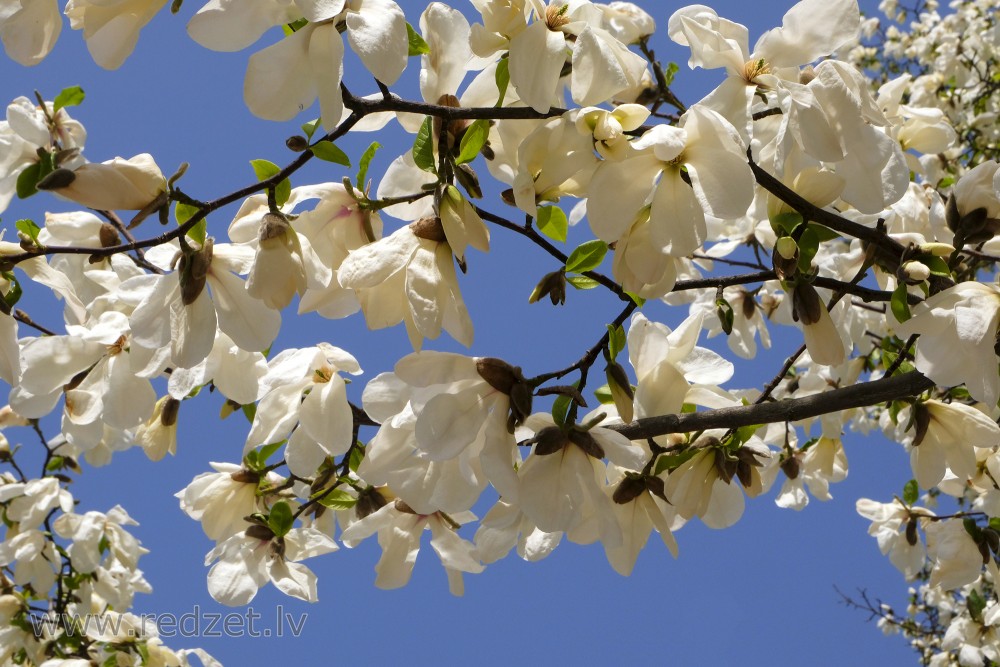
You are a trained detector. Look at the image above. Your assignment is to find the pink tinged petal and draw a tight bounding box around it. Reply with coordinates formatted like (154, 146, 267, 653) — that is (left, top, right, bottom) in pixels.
(308, 22, 345, 130)
(208, 270, 280, 353)
(171, 287, 217, 369)
(188, 0, 295, 52)
(346, 0, 408, 84)
(0, 0, 61, 66)
(649, 172, 705, 256)
(753, 0, 860, 68)
(415, 389, 487, 460)
(299, 376, 353, 456)
(587, 153, 660, 243)
(509, 21, 567, 113)
(419, 3, 473, 103)
(244, 25, 316, 122)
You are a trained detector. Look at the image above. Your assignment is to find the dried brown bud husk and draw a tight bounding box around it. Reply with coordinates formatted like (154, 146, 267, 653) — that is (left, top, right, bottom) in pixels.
(772, 236, 799, 281)
(984, 527, 1000, 555)
(394, 499, 417, 514)
(455, 163, 482, 199)
(160, 398, 180, 427)
(740, 291, 757, 319)
(230, 469, 261, 484)
(568, 428, 605, 459)
(533, 426, 569, 456)
(355, 486, 389, 519)
(259, 212, 291, 242)
(410, 216, 448, 243)
(911, 403, 930, 448)
(435, 94, 469, 154)
(508, 381, 533, 431)
(35, 168, 77, 191)
(605, 361, 634, 424)
(178, 238, 214, 306)
(476, 357, 519, 394)
(780, 454, 800, 480)
(905, 517, 919, 546)
(246, 524, 275, 542)
(645, 475, 667, 501)
(791, 282, 823, 326)
(613, 475, 646, 504)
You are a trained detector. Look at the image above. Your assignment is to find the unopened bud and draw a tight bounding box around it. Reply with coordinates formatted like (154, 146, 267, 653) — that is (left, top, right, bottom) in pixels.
(773, 236, 799, 280)
(918, 242, 955, 257)
(286, 135, 310, 152)
(775, 236, 798, 260)
(905, 517, 919, 546)
(476, 357, 519, 394)
(898, 260, 930, 284)
(529, 270, 566, 306)
(605, 362, 634, 424)
(178, 238, 213, 306)
(99, 223, 121, 248)
(454, 163, 482, 199)
(230, 469, 261, 484)
(780, 454, 800, 480)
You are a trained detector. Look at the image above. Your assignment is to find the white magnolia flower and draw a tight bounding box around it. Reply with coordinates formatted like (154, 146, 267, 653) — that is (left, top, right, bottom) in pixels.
(65, 0, 168, 69)
(603, 463, 683, 576)
(895, 281, 1000, 407)
(774, 436, 847, 510)
(513, 112, 599, 216)
(53, 506, 147, 574)
(473, 499, 562, 564)
(40, 153, 166, 211)
(244, 344, 361, 478)
(340, 500, 483, 596)
(0, 529, 59, 593)
(134, 396, 180, 461)
(177, 462, 276, 541)
(206, 525, 338, 605)
(856, 497, 932, 579)
(925, 518, 984, 591)
(904, 400, 1000, 490)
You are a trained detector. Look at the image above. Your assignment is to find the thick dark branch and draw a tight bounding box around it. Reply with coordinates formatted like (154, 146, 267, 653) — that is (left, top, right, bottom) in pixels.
(343, 90, 566, 120)
(610, 370, 935, 439)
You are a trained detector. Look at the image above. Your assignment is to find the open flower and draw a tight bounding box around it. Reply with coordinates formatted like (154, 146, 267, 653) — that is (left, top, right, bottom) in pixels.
(0, 0, 61, 66)
(38, 153, 166, 211)
(64, 0, 168, 70)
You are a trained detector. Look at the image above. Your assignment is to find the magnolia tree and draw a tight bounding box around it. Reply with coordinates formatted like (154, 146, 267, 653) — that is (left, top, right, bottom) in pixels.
(0, 0, 998, 663)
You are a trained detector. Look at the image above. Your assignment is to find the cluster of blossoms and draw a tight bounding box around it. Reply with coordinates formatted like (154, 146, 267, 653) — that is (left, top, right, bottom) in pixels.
(1, 0, 1000, 664)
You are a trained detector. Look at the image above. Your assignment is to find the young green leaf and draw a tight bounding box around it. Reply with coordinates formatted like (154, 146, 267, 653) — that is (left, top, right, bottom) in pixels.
(536, 205, 568, 243)
(267, 501, 294, 537)
(457, 119, 490, 165)
(797, 226, 820, 272)
(15, 219, 41, 246)
(412, 117, 437, 173)
(357, 141, 381, 186)
(311, 140, 351, 166)
(301, 118, 321, 141)
(495, 57, 510, 107)
(594, 384, 613, 404)
(349, 443, 366, 472)
(406, 22, 430, 56)
(15, 162, 41, 199)
(890, 283, 911, 324)
(566, 275, 599, 290)
(903, 479, 919, 506)
(607, 324, 626, 359)
(565, 239, 607, 273)
(317, 489, 358, 510)
(250, 159, 291, 207)
(53, 86, 85, 113)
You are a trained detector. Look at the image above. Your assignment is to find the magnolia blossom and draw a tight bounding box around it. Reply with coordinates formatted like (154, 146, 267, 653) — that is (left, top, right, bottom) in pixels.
(925, 518, 985, 591)
(64, 0, 168, 69)
(895, 281, 1000, 407)
(53, 505, 146, 574)
(903, 400, 1000, 490)
(856, 498, 933, 579)
(340, 500, 484, 596)
(206, 525, 338, 605)
(40, 153, 166, 211)
(177, 462, 274, 541)
(604, 463, 683, 576)
(774, 436, 847, 510)
(473, 499, 562, 564)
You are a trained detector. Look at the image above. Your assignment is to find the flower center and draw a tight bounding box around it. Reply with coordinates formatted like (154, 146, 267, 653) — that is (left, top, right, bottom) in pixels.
(742, 58, 773, 83)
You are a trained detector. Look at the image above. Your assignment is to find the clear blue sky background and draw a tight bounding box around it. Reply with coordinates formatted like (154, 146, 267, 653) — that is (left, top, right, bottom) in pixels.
(0, 0, 922, 664)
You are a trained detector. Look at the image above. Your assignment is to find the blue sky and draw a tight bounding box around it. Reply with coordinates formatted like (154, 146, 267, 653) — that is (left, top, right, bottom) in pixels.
(0, 0, 921, 664)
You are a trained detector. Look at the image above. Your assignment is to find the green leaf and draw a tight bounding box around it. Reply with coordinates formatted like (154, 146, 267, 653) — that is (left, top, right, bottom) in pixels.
(566, 275, 599, 290)
(317, 489, 358, 510)
(607, 324, 626, 359)
(268, 501, 294, 537)
(797, 226, 819, 272)
(176, 202, 207, 245)
(53, 86, 85, 113)
(15, 162, 41, 199)
(456, 119, 490, 165)
(565, 239, 607, 273)
(963, 517, 981, 541)
(968, 588, 987, 623)
(258, 441, 284, 466)
(283, 18, 309, 35)
(46, 456, 64, 472)
(3, 272, 22, 309)
(241, 403, 257, 424)
(412, 117, 437, 173)
(653, 449, 698, 476)
(301, 118, 321, 141)
(715, 297, 734, 335)
(349, 443, 365, 472)
(662, 62, 679, 87)
(406, 22, 430, 56)
(15, 219, 40, 246)
(772, 211, 803, 236)
(244, 450, 261, 471)
(625, 291, 646, 307)
(923, 256, 951, 277)
(551, 381, 579, 427)
(495, 57, 510, 107)
(989, 517, 1000, 532)
(536, 205, 568, 243)
(310, 140, 351, 166)
(903, 479, 919, 505)
(808, 223, 841, 242)
(250, 159, 291, 207)
(594, 384, 613, 404)
(890, 283, 911, 324)
(356, 142, 381, 186)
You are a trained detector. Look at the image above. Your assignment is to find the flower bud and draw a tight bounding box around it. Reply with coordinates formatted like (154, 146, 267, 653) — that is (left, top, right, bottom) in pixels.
(99, 223, 121, 248)
(773, 236, 799, 280)
(409, 216, 448, 243)
(605, 361, 634, 423)
(533, 426, 570, 456)
(286, 135, 310, 152)
(177, 238, 213, 306)
(529, 270, 566, 306)
(791, 282, 823, 326)
(39, 154, 167, 211)
(780, 454, 801, 480)
(918, 242, 955, 257)
(898, 260, 930, 285)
